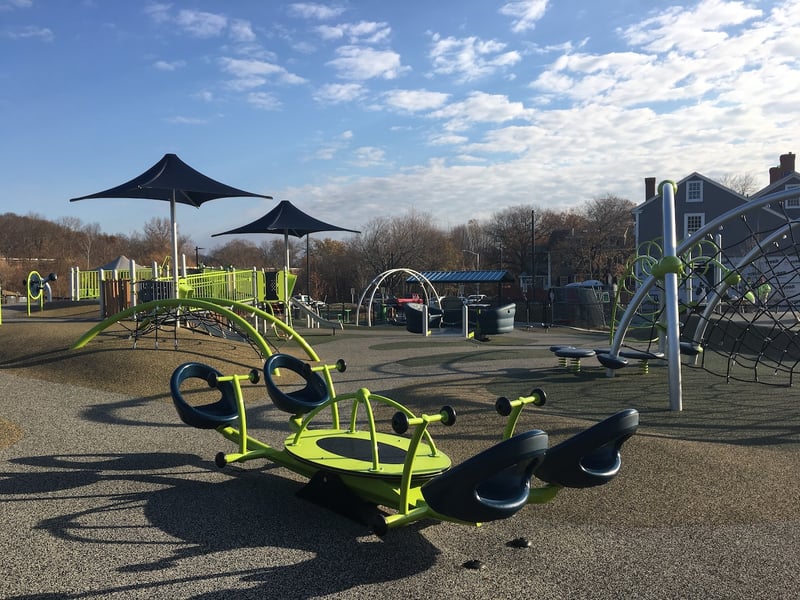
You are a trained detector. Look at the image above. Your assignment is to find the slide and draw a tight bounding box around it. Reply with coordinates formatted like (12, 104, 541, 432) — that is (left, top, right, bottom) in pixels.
(289, 298, 344, 333)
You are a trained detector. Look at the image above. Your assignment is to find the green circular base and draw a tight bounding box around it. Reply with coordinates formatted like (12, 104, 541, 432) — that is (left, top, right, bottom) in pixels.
(285, 429, 451, 480)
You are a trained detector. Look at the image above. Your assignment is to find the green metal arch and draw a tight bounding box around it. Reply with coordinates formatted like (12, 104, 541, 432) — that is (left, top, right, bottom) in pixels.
(71, 297, 319, 362)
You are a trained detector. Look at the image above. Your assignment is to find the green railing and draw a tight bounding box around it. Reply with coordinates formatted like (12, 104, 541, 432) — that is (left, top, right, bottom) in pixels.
(184, 269, 263, 303)
(69, 266, 290, 306)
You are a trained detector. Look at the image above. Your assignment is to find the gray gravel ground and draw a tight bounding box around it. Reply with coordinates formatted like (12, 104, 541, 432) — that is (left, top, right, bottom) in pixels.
(1, 303, 798, 599)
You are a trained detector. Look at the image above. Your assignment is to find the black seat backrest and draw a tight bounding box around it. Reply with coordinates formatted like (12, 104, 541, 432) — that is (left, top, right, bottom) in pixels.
(170, 362, 239, 430)
(263, 353, 329, 415)
(421, 430, 549, 524)
(534, 409, 639, 488)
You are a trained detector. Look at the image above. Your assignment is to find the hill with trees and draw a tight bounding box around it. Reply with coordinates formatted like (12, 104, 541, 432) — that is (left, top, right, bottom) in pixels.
(0, 194, 636, 302)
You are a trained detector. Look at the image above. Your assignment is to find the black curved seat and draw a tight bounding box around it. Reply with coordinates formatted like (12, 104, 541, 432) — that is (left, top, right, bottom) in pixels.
(264, 353, 329, 415)
(596, 353, 629, 369)
(534, 409, 639, 488)
(170, 362, 239, 430)
(421, 430, 549, 524)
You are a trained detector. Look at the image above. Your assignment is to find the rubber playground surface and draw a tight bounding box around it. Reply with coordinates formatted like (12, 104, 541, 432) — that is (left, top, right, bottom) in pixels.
(1, 301, 798, 599)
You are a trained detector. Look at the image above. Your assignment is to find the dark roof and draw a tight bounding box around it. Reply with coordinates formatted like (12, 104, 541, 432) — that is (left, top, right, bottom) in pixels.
(212, 199, 360, 239)
(407, 270, 515, 284)
(70, 153, 272, 207)
(93, 255, 134, 271)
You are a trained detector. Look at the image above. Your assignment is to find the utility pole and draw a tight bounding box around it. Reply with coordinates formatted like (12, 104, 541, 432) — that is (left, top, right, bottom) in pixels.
(306, 235, 310, 295)
(462, 249, 480, 294)
(531, 209, 537, 321)
(195, 246, 204, 268)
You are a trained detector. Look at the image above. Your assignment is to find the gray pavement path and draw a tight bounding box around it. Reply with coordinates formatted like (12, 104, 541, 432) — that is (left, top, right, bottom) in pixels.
(1, 320, 798, 599)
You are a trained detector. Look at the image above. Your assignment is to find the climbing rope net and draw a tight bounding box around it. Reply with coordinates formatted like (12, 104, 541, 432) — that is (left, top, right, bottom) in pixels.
(612, 187, 800, 387)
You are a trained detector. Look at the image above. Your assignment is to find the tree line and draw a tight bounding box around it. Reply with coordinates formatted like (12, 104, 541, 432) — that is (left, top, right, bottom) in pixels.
(0, 194, 636, 302)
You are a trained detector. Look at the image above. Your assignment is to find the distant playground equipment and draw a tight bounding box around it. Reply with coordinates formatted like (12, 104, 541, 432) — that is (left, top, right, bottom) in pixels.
(357, 268, 442, 328)
(404, 300, 516, 339)
(70, 258, 299, 321)
(288, 296, 343, 333)
(169, 332, 639, 534)
(72, 297, 320, 362)
(26, 270, 57, 316)
(68, 257, 323, 350)
(357, 269, 516, 338)
(601, 183, 800, 408)
(470, 302, 516, 338)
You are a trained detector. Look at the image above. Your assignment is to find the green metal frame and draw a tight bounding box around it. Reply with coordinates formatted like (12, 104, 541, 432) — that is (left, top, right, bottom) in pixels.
(199, 367, 560, 533)
(71, 297, 319, 362)
(26, 270, 46, 316)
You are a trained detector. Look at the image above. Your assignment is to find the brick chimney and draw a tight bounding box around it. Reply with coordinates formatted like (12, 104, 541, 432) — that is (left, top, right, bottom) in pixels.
(645, 177, 656, 200)
(780, 152, 796, 174)
(770, 152, 796, 183)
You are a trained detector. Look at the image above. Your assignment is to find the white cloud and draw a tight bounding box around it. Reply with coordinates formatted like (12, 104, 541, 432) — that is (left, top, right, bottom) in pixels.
(0, 0, 33, 10)
(316, 21, 391, 44)
(219, 57, 307, 89)
(621, 0, 763, 54)
(291, 40, 317, 54)
(429, 33, 521, 82)
(153, 59, 186, 71)
(165, 116, 208, 125)
(194, 90, 215, 102)
(247, 91, 281, 110)
(327, 45, 409, 80)
(313, 130, 354, 160)
(313, 82, 366, 104)
(221, 57, 280, 84)
(431, 91, 534, 131)
(351, 146, 386, 167)
(176, 9, 228, 38)
(147, 6, 255, 43)
(3, 25, 53, 41)
(229, 19, 256, 42)
(529, 0, 800, 115)
(460, 124, 539, 155)
(429, 133, 469, 146)
(383, 89, 450, 112)
(499, 0, 549, 33)
(144, 3, 171, 24)
(288, 3, 346, 20)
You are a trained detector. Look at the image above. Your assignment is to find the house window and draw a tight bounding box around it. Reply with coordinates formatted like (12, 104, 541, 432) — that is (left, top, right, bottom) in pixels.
(786, 184, 800, 209)
(686, 180, 703, 202)
(685, 213, 704, 237)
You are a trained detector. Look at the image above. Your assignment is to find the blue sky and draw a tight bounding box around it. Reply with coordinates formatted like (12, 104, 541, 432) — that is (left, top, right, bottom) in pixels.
(2, 0, 798, 252)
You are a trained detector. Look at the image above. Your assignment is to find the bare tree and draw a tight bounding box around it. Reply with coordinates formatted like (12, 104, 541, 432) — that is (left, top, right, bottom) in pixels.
(352, 210, 447, 282)
(485, 205, 537, 273)
(308, 237, 359, 302)
(719, 172, 759, 196)
(576, 195, 636, 282)
(207, 239, 264, 268)
(77, 222, 102, 269)
(257, 237, 299, 271)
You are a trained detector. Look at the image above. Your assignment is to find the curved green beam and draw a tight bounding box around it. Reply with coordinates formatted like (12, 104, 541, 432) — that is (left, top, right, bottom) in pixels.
(220, 298, 320, 361)
(71, 297, 319, 362)
(203, 297, 319, 361)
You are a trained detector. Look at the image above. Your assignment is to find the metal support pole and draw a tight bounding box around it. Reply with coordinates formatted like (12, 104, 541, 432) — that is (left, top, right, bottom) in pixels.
(661, 181, 683, 411)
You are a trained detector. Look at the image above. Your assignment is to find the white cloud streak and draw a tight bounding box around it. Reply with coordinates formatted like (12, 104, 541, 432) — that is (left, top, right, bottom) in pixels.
(288, 3, 347, 20)
(316, 20, 391, 44)
(175, 9, 228, 38)
(327, 45, 409, 80)
(429, 33, 521, 82)
(4, 25, 53, 41)
(499, 0, 549, 33)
